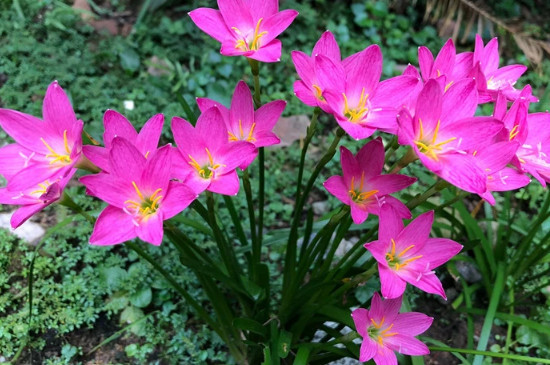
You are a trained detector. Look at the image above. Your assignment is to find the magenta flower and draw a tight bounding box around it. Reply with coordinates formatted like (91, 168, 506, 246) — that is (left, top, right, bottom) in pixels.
(0, 81, 83, 189)
(318, 45, 421, 139)
(323, 139, 416, 224)
(352, 293, 433, 365)
(397, 79, 503, 193)
(83, 110, 164, 172)
(80, 138, 196, 246)
(418, 39, 456, 83)
(171, 107, 256, 196)
(189, 0, 298, 63)
(196, 80, 285, 169)
(472, 34, 537, 103)
(0, 169, 75, 228)
(365, 206, 462, 299)
(291, 30, 342, 112)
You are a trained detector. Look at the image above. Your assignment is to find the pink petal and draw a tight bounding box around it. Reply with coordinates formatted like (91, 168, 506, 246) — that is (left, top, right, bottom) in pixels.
(364, 239, 390, 267)
(140, 144, 172, 192)
(90, 205, 137, 245)
(481, 37, 499, 73)
(418, 46, 434, 81)
(209, 170, 240, 195)
(259, 9, 298, 45)
(172, 116, 203, 158)
(397, 109, 415, 145)
(230, 81, 254, 129)
(136, 212, 164, 246)
(382, 196, 412, 219)
(401, 270, 446, 298)
(379, 264, 407, 299)
(490, 64, 527, 88)
(188, 8, 232, 43)
(109, 137, 146, 179)
(80, 173, 133, 208)
(217, 0, 253, 31)
(415, 80, 442, 132)
(368, 174, 416, 196)
(493, 92, 508, 120)
(397, 210, 433, 248)
(371, 75, 421, 108)
(183, 172, 211, 195)
(432, 39, 455, 78)
(386, 334, 430, 356)
(356, 138, 384, 178)
(452, 51, 474, 80)
(218, 141, 256, 172)
(324, 175, 350, 205)
(0, 143, 37, 181)
(340, 146, 361, 187)
(437, 154, 487, 193)
(312, 30, 340, 61)
(220, 40, 252, 57)
(441, 79, 477, 122)
(336, 117, 376, 140)
(247, 39, 282, 63)
(103, 109, 138, 149)
(196, 107, 228, 149)
(255, 99, 286, 131)
(0, 109, 47, 153)
(378, 204, 405, 244)
(42, 81, 78, 137)
(291, 51, 315, 86)
(476, 141, 518, 172)
(82, 145, 109, 172)
(8, 164, 70, 191)
(368, 292, 385, 320)
(393, 312, 433, 336)
(293, 80, 318, 107)
(441, 117, 503, 151)
(351, 308, 370, 338)
(350, 203, 368, 224)
(359, 338, 378, 362)
(420, 238, 462, 268)
(344, 45, 382, 98)
(244, 0, 278, 20)
(315, 54, 346, 93)
(487, 168, 531, 192)
(373, 345, 398, 365)
(253, 131, 280, 148)
(136, 113, 164, 156)
(161, 181, 197, 219)
(11, 203, 48, 229)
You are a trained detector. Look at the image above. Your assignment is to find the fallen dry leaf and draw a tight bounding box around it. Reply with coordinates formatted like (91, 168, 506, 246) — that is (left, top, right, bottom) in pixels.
(273, 115, 310, 147)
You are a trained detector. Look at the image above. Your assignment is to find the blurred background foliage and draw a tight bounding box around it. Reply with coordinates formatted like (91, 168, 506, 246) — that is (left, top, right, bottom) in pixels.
(0, 0, 549, 364)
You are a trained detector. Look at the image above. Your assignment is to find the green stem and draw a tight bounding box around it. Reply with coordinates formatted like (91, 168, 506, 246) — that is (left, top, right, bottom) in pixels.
(428, 346, 550, 364)
(205, 192, 242, 281)
(503, 286, 514, 365)
(176, 92, 198, 125)
(58, 191, 95, 224)
(248, 59, 261, 107)
(406, 179, 450, 210)
(223, 196, 249, 247)
(242, 169, 258, 260)
(258, 147, 265, 252)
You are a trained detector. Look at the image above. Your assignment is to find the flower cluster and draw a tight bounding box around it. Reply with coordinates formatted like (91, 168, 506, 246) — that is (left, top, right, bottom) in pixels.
(0, 1, 546, 363)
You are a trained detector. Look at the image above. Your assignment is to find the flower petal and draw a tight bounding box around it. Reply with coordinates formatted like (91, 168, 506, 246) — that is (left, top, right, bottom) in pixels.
(255, 99, 286, 131)
(109, 137, 146, 179)
(161, 181, 197, 219)
(379, 264, 407, 299)
(312, 30, 341, 61)
(397, 210, 433, 248)
(259, 9, 298, 45)
(420, 238, 462, 268)
(42, 81, 78, 137)
(136, 113, 164, 156)
(90, 205, 137, 245)
(386, 334, 430, 356)
(230, 81, 255, 129)
(103, 109, 138, 149)
(0, 109, 48, 153)
(247, 39, 282, 62)
(136, 212, 164, 246)
(188, 7, 232, 43)
(441, 79, 477, 122)
(209, 170, 240, 195)
(378, 204, 404, 245)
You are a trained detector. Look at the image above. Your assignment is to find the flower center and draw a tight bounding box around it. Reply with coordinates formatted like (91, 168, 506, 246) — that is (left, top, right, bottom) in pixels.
(414, 119, 456, 161)
(509, 124, 520, 141)
(228, 120, 256, 143)
(367, 317, 398, 346)
(124, 181, 162, 218)
(343, 88, 369, 123)
(40, 130, 72, 165)
(233, 18, 267, 52)
(348, 172, 378, 203)
(385, 238, 423, 271)
(188, 148, 226, 179)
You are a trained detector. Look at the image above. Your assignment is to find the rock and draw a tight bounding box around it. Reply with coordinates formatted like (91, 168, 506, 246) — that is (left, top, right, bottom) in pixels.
(0, 212, 45, 244)
(312, 200, 329, 216)
(272, 115, 310, 147)
(455, 260, 482, 283)
(147, 56, 171, 76)
(335, 237, 359, 257)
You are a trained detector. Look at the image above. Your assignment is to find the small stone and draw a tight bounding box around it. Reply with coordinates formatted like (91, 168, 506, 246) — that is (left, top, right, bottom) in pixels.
(335, 237, 359, 257)
(123, 100, 135, 110)
(0, 212, 45, 244)
(312, 200, 329, 215)
(455, 260, 482, 283)
(272, 115, 310, 147)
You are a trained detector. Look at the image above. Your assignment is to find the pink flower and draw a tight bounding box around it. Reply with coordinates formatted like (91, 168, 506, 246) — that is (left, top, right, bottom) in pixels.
(418, 39, 456, 83)
(0, 169, 75, 228)
(0, 81, 83, 189)
(80, 138, 196, 246)
(323, 138, 416, 224)
(196, 80, 285, 169)
(471, 35, 537, 103)
(515, 111, 550, 186)
(352, 293, 433, 365)
(291, 30, 342, 112)
(318, 45, 421, 139)
(83, 110, 164, 172)
(364, 206, 462, 299)
(171, 107, 256, 195)
(189, 0, 298, 63)
(397, 79, 503, 193)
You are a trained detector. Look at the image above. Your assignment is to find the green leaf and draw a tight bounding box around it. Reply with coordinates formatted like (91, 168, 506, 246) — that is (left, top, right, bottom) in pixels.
(516, 325, 548, 347)
(100, 267, 128, 289)
(278, 330, 292, 359)
(293, 346, 311, 365)
(119, 47, 140, 73)
(233, 318, 267, 337)
(129, 287, 152, 308)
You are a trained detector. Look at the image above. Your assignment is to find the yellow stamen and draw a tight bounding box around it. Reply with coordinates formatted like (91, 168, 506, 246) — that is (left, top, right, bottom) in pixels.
(131, 181, 145, 200)
(31, 181, 52, 195)
(397, 244, 415, 258)
(509, 125, 520, 140)
(188, 148, 226, 179)
(233, 18, 268, 51)
(343, 88, 369, 123)
(312, 84, 324, 101)
(386, 239, 423, 271)
(40, 130, 72, 165)
(414, 120, 456, 161)
(124, 184, 163, 218)
(444, 81, 454, 92)
(145, 151, 150, 159)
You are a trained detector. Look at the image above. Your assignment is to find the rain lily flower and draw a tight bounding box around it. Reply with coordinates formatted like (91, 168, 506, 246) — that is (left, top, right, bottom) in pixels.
(323, 139, 416, 224)
(80, 138, 197, 246)
(352, 293, 433, 365)
(319, 45, 421, 139)
(171, 107, 256, 195)
(0, 169, 75, 228)
(515, 111, 550, 186)
(291, 30, 342, 112)
(397, 79, 503, 194)
(472, 34, 537, 103)
(189, 0, 298, 62)
(364, 206, 462, 299)
(418, 39, 456, 83)
(196, 80, 285, 169)
(83, 110, 164, 172)
(0, 81, 83, 189)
